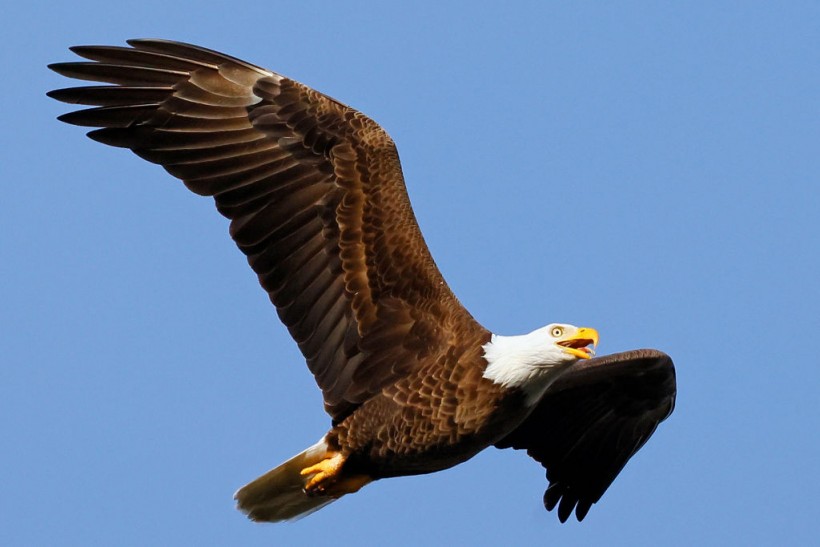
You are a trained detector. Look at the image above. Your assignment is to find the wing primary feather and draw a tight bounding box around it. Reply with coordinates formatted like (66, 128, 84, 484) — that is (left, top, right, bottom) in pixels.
(48, 62, 187, 86)
(69, 45, 213, 71)
(47, 86, 173, 106)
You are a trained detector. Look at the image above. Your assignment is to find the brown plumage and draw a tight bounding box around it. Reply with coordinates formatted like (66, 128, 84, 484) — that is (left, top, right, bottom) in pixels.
(48, 39, 676, 524)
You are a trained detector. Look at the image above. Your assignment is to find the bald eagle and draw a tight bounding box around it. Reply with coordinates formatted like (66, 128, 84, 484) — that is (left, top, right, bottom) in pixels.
(48, 39, 676, 524)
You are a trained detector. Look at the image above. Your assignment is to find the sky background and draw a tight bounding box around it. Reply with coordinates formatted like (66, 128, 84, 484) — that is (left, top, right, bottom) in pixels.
(3, 2, 818, 545)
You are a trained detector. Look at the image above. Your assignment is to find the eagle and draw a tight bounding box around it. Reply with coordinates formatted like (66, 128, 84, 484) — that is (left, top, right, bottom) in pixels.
(48, 39, 676, 524)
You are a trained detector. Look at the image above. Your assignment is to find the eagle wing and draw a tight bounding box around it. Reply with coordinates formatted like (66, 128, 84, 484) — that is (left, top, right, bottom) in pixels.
(495, 349, 676, 522)
(49, 40, 482, 421)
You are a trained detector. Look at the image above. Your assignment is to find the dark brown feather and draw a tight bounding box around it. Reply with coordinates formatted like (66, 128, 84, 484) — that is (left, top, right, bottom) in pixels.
(495, 349, 676, 522)
(49, 39, 483, 421)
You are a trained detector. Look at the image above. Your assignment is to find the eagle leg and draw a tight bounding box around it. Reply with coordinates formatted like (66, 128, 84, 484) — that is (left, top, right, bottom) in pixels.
(300, 452, 371, 497)
(301, 451, 345, 494)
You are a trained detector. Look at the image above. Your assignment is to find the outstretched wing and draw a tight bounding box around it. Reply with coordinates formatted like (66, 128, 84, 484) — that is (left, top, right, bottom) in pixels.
(495, 349, 676, 522)
(49, 39, 482, 421)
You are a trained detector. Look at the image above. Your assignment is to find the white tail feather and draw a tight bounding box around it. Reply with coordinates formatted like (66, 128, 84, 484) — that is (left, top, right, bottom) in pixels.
(234, 438, 337, 522)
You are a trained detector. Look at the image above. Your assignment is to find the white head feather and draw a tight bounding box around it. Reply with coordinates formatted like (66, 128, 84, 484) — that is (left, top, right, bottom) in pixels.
(482, 323, 596, 405)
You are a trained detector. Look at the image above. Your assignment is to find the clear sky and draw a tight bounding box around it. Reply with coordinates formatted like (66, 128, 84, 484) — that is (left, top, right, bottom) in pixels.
(4, 2, 818, 545)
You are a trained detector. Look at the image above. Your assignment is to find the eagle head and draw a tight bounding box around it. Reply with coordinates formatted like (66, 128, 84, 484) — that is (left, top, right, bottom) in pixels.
(481, 323, 599, 403)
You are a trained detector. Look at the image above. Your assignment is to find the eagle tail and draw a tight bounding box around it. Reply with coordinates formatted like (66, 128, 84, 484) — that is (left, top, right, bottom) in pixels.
(233, 437, 338, 522)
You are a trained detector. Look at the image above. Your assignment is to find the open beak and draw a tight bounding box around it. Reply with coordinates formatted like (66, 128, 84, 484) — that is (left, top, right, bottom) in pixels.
(556, 327, 599, 360)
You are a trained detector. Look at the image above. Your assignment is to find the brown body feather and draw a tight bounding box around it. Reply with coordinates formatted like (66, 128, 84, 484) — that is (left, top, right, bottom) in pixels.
(333, 330, 535, 477)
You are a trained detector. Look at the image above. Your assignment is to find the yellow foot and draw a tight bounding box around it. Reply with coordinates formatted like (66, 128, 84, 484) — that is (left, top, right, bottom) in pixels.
(301, 452, 346, 496)
(300, 452, 372, 497)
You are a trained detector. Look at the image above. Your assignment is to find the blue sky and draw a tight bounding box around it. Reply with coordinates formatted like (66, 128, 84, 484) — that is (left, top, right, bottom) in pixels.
(4, 2, 818, 545)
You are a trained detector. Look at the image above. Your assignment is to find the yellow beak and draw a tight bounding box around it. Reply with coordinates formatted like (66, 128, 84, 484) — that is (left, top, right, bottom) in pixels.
(557, 327, 599, 360)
